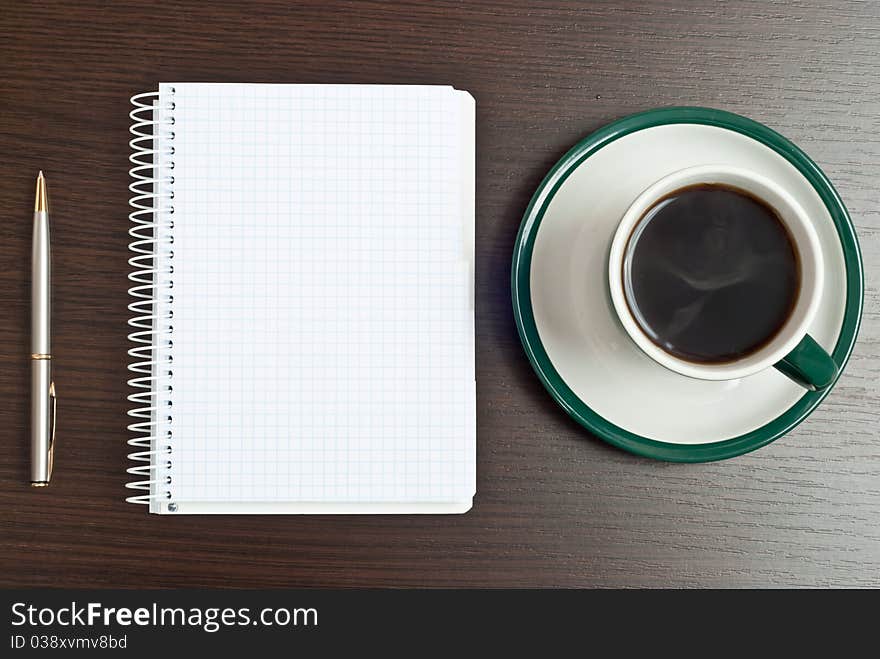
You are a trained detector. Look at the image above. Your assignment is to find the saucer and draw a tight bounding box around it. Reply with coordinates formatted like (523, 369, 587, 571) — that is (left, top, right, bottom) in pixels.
(512, 107, 863, 461)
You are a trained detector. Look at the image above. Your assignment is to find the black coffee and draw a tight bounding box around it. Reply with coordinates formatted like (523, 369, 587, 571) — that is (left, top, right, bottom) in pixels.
(624, 184, 799, 363)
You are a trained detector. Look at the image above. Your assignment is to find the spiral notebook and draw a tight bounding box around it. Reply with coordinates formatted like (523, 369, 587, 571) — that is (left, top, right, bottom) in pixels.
(127, 84, 475, 514)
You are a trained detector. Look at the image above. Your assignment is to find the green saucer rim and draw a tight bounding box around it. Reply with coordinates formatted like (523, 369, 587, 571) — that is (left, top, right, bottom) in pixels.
(510, 106, 864, 462)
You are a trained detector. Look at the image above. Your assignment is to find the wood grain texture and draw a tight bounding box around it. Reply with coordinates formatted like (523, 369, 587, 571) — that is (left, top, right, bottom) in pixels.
(1, 0, 878, 588)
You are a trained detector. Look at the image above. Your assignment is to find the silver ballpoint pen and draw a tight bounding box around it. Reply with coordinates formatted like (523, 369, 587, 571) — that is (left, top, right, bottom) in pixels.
(31, 171, 56, 486)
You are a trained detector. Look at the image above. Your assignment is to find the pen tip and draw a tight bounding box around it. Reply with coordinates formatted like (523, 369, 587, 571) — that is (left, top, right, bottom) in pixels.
(34, 171, 48, 213)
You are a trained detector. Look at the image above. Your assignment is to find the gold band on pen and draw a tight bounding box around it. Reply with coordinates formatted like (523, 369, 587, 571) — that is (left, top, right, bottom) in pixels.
(31, 354, 52, 360)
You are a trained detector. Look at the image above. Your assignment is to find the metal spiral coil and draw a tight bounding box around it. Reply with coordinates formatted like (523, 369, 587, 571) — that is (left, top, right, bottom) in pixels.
(126, 90, 175, 506)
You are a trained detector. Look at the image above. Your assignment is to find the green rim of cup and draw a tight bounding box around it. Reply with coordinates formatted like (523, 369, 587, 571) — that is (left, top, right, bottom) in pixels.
(510, 107, 864, 462)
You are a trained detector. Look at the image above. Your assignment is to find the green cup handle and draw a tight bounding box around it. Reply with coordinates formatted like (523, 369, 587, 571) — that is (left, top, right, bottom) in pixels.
(774, 334, 838, 391)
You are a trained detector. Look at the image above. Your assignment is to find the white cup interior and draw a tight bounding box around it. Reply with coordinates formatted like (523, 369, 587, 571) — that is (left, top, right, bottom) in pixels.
(608, 165, 824, 381)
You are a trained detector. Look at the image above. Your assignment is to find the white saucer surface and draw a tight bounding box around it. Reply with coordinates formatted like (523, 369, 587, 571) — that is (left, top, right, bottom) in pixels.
(530, 123, 846, 444)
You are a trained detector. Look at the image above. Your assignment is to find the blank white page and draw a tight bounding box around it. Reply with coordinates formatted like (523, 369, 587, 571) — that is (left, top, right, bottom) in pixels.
(157, 83, 475, 512)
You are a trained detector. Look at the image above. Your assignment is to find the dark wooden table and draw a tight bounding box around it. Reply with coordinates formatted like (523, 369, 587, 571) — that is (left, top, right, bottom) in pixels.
(1, 0, 878, 588)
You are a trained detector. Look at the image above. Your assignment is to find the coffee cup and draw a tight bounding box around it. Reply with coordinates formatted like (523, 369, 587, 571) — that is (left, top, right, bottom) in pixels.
(608, 164, 838, 391)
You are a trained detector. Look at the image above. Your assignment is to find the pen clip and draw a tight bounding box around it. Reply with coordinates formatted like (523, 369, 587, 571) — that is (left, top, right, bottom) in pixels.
(47, 381, 57, 481)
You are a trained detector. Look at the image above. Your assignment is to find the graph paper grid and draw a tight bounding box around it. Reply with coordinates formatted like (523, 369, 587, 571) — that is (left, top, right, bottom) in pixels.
(155, 83, 475, 508)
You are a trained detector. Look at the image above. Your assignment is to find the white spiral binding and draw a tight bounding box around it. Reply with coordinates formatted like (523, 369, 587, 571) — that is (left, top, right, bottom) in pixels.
(126, 89, 175, 505)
